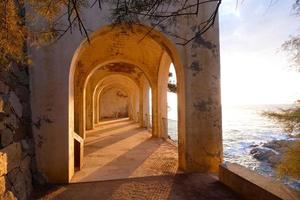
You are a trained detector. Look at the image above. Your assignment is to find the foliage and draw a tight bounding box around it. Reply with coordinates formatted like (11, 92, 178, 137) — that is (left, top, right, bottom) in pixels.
(282, 36, 300, 71)
(281, 0, 300, 71)
(0, 0, 222, 67)
(263, 104, 300, 135)
(263, 104, 300, 179)
(261, 0, 300, 180)
(0, 0, 67, 65)
(277, 141, 300, 179)
(293, 0, 300, 15)
(0, 0, 26, 66)
(168, 83, 177, 93)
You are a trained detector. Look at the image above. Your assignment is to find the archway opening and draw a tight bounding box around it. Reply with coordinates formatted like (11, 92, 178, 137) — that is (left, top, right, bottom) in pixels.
(148, 87, 152, 129)
(69, 24, 186, 182)
(167, 63, 178, 141)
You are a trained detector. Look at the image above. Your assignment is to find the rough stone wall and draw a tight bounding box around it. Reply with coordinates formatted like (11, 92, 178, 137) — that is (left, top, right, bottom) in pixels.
(0, 63, 35, 200)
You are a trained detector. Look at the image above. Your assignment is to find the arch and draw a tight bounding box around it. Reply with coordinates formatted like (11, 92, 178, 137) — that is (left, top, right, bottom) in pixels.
(86, 73, 141, 133)
(92, 75, 141, 127)
(98, 86, 130, 121)
(77, 60, 154, 138)
(69, 23, 186, 181)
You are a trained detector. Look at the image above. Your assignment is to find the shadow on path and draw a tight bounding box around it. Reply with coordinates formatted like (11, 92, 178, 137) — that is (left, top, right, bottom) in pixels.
(33, 173, 242, 200)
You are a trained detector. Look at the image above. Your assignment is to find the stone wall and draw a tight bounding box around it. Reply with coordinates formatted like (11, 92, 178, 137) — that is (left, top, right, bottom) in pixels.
(0, 63, 35, 200)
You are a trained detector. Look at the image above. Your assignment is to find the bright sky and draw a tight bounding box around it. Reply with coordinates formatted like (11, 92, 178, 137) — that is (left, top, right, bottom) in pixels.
(220, 0, 300, 105)
(167, 64, 178, 120)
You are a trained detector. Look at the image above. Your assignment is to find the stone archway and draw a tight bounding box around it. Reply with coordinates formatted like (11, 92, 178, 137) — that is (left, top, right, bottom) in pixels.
(69, 24, 187, 181)
(86, 72, 141, 133)
(29, 1, 222, 183)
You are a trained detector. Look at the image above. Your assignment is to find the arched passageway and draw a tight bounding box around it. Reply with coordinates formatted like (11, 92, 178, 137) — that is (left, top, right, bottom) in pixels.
(30, 15, 222, 183)
(22, 1, 228, 192)
(70, 24, 186, 181)
(166, 63, 178, 141)
(88, 73, 142, 131)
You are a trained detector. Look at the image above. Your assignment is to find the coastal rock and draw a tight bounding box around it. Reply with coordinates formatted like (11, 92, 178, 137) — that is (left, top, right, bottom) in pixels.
(268, 154, 282, 166)
(250, 147, 277, 161)
(249, 144, 259, 148)
(250, 140, 296, 166)
(263, 140, 293, 153)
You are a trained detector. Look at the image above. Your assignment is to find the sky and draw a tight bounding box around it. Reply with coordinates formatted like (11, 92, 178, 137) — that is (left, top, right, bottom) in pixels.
(167, 64, 178, 120)
(220, 0, 300, 105)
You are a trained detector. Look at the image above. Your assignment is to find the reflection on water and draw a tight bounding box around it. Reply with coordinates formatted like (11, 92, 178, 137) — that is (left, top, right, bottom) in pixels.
(167, 103, 300, 189)
(222, 105, 287, 175)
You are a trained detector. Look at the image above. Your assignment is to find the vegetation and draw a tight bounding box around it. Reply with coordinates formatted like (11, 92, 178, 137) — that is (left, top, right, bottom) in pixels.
(264, 104, 300, 134)
(168, 72, 177, 93)
(0, 0, 221, 67)
(263, 104, 300, 179)
(1, 0, 298, 180)
(277, 140, 300, 179)
(263, 0, 300, 180)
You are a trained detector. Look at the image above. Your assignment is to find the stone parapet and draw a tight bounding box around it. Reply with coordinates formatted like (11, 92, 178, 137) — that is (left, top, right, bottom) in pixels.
(219, 162, 300, 200)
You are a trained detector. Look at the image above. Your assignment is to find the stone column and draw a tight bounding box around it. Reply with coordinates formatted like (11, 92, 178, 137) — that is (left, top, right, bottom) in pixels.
(151, 84, 159, 137)
(180, 4, 222, 173)
(142, 79, 150, 128)
(139, 85, 144, 126)
(85, 81, 94, 131)
(157, 52, 172, 138)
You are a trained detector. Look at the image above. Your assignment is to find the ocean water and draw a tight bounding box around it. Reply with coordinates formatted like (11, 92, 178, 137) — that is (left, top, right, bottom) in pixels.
(222, 105, 287, 175)
(222, 104, 300, 189)
(167, 102, 300, 189)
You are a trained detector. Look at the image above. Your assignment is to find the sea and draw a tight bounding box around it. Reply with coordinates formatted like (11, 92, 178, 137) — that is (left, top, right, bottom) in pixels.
(166, 94, 300, 190)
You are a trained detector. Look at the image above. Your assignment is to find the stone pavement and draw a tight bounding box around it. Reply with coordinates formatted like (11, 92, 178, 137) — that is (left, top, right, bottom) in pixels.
(34, 173, 241, 200)
(71, 119, 179, 182)
(33, 119, 241, 199)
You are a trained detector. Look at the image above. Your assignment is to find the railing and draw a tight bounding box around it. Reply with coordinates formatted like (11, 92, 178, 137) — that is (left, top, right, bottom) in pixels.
(73, 132, 83, 170)
(144, 114, 152, 130)
(162, 117, 178, 141)
(144, 115, 178, 141)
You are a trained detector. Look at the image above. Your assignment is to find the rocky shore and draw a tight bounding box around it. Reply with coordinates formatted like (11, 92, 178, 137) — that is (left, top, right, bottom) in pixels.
(250, 139, 295, 167)
(250, 138, 300, 190)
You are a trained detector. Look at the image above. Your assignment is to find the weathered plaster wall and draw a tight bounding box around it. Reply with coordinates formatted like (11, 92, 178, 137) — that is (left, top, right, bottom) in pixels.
(100, 88, 129, 120)
(0, 63, 37, 200)
(29, 1, 222, 183)
(180, 4, 222, 173)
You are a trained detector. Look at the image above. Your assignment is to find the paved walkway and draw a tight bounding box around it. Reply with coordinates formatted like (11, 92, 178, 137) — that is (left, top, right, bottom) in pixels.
(34, 173, 241, 200)
(71, 119, 179, 182)
(33, 119, 241, 199)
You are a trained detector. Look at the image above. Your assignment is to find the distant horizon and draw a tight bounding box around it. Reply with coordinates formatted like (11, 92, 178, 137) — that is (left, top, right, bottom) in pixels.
(222, 102, 299, 107)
